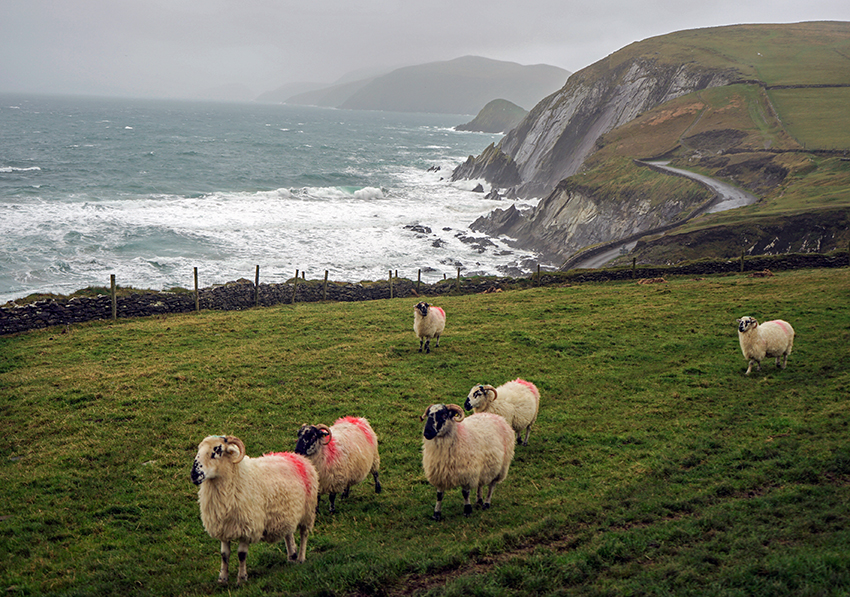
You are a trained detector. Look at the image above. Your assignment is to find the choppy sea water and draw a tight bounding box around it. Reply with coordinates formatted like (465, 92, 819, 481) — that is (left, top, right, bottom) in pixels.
(0, 95, 541, 304)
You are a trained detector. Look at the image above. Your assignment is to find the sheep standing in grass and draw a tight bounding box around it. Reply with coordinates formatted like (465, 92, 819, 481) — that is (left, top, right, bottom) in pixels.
(414, 301, 446, 353)
(464, 378, 540, 446)
(420, 404, 515, 521)
(295, 416, 382, 513)
(191, 435, 318, 584)
(737, 316, 795, 375)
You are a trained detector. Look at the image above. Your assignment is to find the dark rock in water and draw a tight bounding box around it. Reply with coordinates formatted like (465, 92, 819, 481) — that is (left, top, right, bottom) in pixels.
(472, 183, 484, 193)
(431, 238, 446, 248)
(427, 165, 441, 172)
(485, 189, 502, 200)
(404, 224, 432, 235)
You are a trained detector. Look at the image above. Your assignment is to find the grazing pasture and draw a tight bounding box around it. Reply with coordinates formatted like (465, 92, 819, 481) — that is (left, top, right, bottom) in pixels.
(1, 268, 848, 596)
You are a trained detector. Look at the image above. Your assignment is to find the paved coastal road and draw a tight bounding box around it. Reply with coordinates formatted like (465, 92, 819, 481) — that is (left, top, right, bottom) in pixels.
(572, 162, 758, 269)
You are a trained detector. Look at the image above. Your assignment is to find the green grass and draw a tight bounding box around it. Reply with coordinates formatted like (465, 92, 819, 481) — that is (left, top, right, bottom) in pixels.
(2, 269, 849, 596)
(768, 87, 850, 151)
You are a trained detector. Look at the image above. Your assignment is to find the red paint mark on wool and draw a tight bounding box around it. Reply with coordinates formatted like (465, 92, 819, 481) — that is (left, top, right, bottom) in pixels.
(336, 416, 376, 446)
(768, 320, 792, 335)
(432, 306, 445, 319)
(265, 451, 313, 494)
(512, 378, 540, 399)
(324, 437, 339, 466)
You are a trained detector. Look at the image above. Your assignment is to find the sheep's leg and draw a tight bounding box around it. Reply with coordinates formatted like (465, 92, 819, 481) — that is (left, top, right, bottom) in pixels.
(328, 493, 337, 514)
(236, 541, 249, 584)
(373, 471, 382, 493)
(434, 333, 440, 348)
(482, 483, 497, 509)
(476, 486, 484, 508)
(284, 534, 297, 560)
(294, 524, 310, 563)
(424, 338, 431, 353)
(745, 359, 761, 375)
(521, 426, 531, 446)
(418, 338, 424, 353)
(781, 353, 789, 369)
(462, 488, 473, 517)
(432, 491, 444, 521)
(218, 541, 230, 584)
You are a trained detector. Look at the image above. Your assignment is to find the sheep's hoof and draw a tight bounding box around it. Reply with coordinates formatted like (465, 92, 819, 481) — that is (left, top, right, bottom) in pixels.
(217, 577, 228, 585)
(481, 503, 491, 511)
(237, 575, 248, 585)
(463, 505, 473, 517)
(289, 553, 299, 561)
(431, 511, 442, 521)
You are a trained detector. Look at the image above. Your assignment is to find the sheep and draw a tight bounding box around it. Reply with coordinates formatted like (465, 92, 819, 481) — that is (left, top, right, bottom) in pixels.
(190, 435, 318, 585)
(737, 315, 795, 375)
(464, 378, 540, 446)
(295, 416, 382, 513)
(414, 301, 446, 353)
(420, 403, 515, 521)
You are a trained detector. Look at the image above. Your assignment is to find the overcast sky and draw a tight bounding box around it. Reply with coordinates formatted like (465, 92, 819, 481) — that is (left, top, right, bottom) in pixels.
(2, 0, 848, 102)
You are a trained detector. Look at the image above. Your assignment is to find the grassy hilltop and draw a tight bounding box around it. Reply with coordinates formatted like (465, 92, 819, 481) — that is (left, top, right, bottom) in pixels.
(2, 267, 849, 596)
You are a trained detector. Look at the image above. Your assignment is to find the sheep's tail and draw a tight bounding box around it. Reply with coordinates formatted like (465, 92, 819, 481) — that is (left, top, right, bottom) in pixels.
(513, 378, 540, 399)
(263, 451, 315, 496)
(335, 416, 377, 446)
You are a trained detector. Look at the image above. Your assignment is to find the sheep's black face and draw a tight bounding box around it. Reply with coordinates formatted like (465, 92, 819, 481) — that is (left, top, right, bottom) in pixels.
(191, 459, 205, 485)
(464, 385, 487, 411)
(295, 425, 325, 457)
(423, 405, 450, 440)
(738, 316, 758, 333)
(415, 302, 430, 317)
(191, 438, 227, 485)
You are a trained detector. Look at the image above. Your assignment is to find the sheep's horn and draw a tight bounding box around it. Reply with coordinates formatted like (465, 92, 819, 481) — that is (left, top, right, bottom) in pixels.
(420, 405, 436, 421)
(316, 424, 332, 444)
(224, 435, 246, 463)
(487, 386, 498, 400)
(446, 404, 465, 422)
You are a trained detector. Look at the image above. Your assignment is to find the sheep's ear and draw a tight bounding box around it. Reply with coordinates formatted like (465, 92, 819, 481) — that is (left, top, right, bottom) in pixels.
(224, 436, 246, 463)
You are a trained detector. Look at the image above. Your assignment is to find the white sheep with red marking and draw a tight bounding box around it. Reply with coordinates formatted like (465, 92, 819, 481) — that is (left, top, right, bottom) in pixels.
(190, 435, 318, 585)
(295, 416, 382, 513)
(414, 301, 446, 353)
(464, 378, 540, 446)
(737, 316, 795, 375)
(420, 404, 515, 521)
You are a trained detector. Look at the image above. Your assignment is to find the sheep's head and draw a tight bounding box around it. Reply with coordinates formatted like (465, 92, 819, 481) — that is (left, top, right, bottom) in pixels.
(191, 435, 245, 485)
(421, 404, 464, 440)
(295, 424, 331, 457)
(415, 302, 430, 318)
(737, 316, 758, 334)
(464, 384, 496, 411)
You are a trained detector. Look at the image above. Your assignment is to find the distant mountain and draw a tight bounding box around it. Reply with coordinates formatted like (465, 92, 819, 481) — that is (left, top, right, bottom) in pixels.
(255, 82, 330, 104)
(456, 99, 528, 133)
(271, 56, 570, 115)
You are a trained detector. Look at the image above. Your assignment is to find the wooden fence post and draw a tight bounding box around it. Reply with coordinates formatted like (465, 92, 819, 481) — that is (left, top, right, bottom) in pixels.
(456, 268, 461, 292)
(254, 265, 260, 306)
(417, 269, 421, 293)
(536, 263, 541, 286)
(323, 270, 328, 301)
(632, 258, 636, 279)
(389, 270, 393, 299)
(740, 248, 745, 273)
(292, 269, 299, 304)
(110, 274, 117, 320)
(194, 267, 199, 311)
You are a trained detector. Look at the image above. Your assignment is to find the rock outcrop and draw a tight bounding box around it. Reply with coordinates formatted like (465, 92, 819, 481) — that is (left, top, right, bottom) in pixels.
(456, 99, 528, 133)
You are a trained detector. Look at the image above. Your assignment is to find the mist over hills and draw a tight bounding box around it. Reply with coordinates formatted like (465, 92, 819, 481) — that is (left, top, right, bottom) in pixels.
(258, 56, 570, 116)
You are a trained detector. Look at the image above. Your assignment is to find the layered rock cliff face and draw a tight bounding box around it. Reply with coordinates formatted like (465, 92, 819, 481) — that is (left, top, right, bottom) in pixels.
(453, 58, 737, 198)
(453, 52, 739, 264)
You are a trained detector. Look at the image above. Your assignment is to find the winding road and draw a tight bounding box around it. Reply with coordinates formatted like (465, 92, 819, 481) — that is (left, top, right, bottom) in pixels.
(572, 162, 759, 269)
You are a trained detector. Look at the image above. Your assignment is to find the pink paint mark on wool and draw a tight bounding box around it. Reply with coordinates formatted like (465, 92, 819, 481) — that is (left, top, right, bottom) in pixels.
(768, 320, 792, 335)
(336, 416, 376, 446)
(324, 438, 339, 466)
(432, 306, 445, 319)
(264, 451, 313, 494)
(512, 378, 540, 399)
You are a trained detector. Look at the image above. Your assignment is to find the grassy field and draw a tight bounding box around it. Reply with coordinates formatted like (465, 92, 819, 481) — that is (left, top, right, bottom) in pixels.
(2, 268, 849, 596)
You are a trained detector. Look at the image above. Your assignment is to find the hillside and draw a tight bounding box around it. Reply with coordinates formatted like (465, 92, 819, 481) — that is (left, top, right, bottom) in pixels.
(454, 22, 850, 267)
(456, 99, 528, 133)
(2, 268, 848, 595)
(280, 56, 569, 115)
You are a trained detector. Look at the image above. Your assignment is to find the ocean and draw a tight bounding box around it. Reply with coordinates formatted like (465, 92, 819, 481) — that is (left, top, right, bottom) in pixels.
(0, 95, 541, 304)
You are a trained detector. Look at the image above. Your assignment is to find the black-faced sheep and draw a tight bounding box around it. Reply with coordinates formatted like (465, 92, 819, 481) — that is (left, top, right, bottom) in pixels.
(737, 316, 795, 375)
(295, 416, 382, 513)
(191, 435, 318, 584)
(464, 378, 540, 446)
(420, 404, 515, 521)
(414, 301, 446, 353)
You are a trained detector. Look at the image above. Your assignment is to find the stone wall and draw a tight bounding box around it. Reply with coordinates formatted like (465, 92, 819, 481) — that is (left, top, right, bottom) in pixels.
(1, 252, 846, 336)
